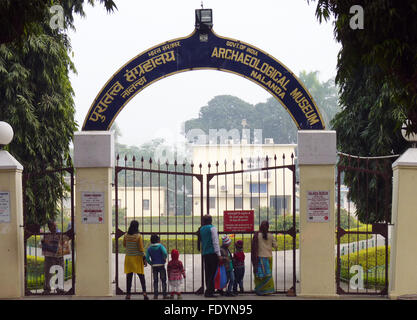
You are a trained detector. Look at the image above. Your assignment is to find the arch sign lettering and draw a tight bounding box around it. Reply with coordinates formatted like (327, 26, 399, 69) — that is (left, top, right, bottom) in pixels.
(82, 9, 325, 131)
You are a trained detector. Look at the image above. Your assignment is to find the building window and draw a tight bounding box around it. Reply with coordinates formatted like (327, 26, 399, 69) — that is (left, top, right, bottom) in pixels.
(209, 197, 216, 209)
(143, 199, 150, 210)
(234, 197, 243, 209)
(250, 197, 259, 208)
(270, 196, 291, 215)
(250, 183, 267, 193)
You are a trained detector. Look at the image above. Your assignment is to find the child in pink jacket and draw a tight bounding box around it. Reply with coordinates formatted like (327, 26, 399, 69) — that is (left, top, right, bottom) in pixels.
(167, 249, 186, 299)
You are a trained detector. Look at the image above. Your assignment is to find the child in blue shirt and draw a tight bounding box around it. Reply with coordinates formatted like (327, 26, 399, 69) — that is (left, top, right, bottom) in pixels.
(146, 234, 168, 299)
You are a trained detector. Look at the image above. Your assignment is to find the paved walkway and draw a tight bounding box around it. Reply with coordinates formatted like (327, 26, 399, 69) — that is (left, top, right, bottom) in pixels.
(17, 291, 389, 300)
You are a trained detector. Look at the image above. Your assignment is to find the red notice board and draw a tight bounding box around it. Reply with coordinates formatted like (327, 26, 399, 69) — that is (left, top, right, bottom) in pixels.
(223, 210, 254, 233)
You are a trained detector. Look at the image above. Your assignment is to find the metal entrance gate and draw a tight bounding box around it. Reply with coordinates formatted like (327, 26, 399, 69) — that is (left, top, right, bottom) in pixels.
(23, 167, 75, 296)
(114, 154, 297, 296)
(206, 155, 297, 295)
(336, 153, 394, 296)
(114, 156, 204, 295)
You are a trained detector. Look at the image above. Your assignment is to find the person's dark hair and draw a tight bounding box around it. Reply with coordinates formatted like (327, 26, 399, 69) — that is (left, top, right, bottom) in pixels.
(47, 220, 56, 232)
(260, 220, 269, 240)
(150, 233, 160, 244)
(127, 220, 139, 235)
(202, 214, 212, 226)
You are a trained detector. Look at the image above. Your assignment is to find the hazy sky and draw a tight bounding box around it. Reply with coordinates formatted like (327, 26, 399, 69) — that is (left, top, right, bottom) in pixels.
(68, 0, 341, 147)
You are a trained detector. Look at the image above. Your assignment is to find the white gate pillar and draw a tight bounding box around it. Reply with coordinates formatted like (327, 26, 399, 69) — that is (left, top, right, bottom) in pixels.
(0, 122, 24, 298)
(298, 130, 338, 298)
(73, 131, 114, 297)
(0, 150, 24, 298)
(389, 148, 417, 299)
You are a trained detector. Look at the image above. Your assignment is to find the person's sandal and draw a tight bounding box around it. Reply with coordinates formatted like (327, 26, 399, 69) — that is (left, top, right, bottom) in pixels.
(125, 294, 131, 300)
(144, 294, 149, 300)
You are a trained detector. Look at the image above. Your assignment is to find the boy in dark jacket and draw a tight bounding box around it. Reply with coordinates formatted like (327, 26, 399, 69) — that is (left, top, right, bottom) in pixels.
(146, 234, 168, 299)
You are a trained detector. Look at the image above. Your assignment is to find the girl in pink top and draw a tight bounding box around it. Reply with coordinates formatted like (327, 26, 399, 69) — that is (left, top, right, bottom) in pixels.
(167, 249, 186, 299)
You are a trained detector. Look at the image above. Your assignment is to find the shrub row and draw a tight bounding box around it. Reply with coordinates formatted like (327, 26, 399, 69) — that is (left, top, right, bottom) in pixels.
(26, 255, 73, 290)
(113, 233, 300, 254)
(337, 245, 390, 288)
(338, 225, 374, 244)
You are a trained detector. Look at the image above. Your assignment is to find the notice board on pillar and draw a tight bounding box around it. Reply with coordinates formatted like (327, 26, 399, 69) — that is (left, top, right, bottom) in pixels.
(0, 192, 10, 223)
(81, 192, 105, 224)
(224, 210, 254, 233)
(307, 190, 330, 222)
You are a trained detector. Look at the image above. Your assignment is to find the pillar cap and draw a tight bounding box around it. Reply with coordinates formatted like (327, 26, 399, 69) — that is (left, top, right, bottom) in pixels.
(0, 150, 23, 170)
(74, 131, 114, 168)
(297, 130, 337, 165)
(392, 148, 417, 168)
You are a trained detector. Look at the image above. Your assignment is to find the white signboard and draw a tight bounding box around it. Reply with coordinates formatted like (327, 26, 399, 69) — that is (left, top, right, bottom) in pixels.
(81, 192, 104, 224)
(307, 190, 330, 222)
(0, 192, 10, 223)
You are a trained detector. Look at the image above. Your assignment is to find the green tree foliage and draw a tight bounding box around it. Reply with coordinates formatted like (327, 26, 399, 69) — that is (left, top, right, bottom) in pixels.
(0, 1, 117, 225)
(298, 70, 339, 128)
(0, 0, 117, 45)
(307, 0, 416, 222)
(183, 71, 339, 144)
(0, 29, 76, 225)
(309, 0, 417, 132)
